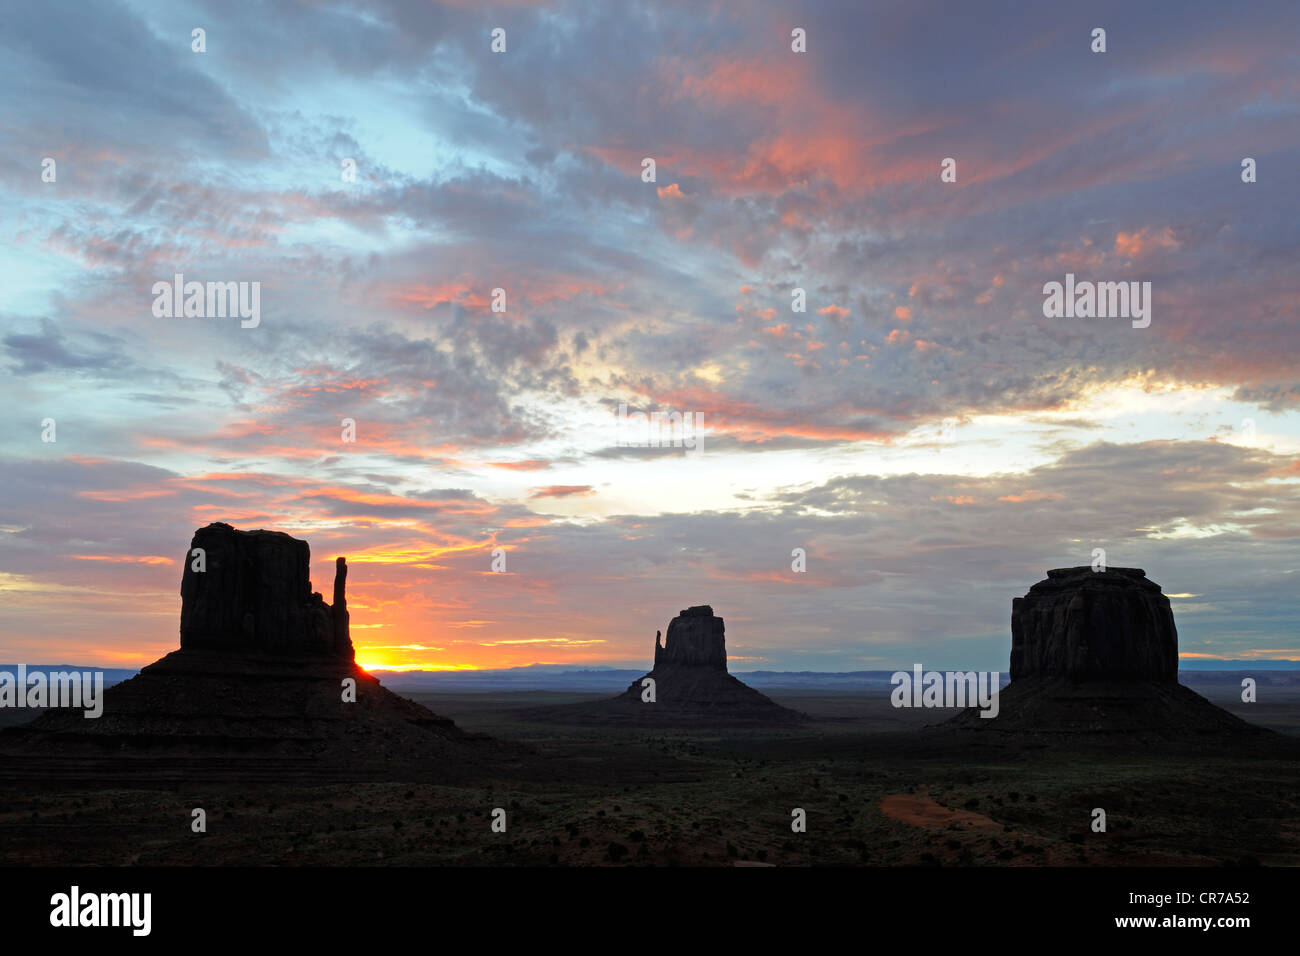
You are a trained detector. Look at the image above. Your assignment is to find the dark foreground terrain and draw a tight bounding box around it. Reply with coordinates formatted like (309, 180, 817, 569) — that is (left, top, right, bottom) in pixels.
(2, 681, 1297, 867)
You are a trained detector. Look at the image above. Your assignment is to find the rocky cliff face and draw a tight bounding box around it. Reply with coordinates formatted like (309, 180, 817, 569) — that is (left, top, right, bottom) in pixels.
(179, 522, 352, 659)
(1010, 567, 1177, 682)
(946, 566, 1260, 740)
(654, 605, 727, 669)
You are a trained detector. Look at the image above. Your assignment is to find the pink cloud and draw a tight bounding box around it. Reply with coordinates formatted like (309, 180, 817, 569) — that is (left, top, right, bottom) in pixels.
(1115, 227, 1179, 259)
(528, 485, 596, 499)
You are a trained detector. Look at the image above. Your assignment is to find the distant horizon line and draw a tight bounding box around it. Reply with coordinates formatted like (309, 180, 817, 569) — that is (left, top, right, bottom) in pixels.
(5, 657, 1298, 675)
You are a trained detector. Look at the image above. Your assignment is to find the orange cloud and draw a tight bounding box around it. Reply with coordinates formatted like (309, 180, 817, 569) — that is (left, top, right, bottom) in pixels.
(68, 554, 176, 565)
(77, 487, 177, 502)
(676, 55, 803, 108)
(138, 419, 469, 466)
(1115, 226, 1178, 259)
(590, 54, 948, 199)
(997, 490, 1064, 503)
(388, 280, 487, 311)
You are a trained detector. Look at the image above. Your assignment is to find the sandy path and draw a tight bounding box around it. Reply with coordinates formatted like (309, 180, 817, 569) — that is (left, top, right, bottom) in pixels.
(879, 794, 1000, 830)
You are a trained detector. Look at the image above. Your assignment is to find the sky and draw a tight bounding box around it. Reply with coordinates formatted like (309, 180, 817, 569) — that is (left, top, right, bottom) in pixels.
(1, 0, 1297, 672)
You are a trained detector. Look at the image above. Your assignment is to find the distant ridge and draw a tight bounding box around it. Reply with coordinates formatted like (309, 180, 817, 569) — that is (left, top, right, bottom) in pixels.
(5, 661, 1294, 697)
(0, 666, 138, 684)
(365, 664, 1298, 693)
(1176, 660, 1300, 670)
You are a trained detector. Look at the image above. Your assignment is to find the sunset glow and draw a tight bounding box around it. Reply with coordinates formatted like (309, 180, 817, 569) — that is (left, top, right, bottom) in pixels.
(1, 1, 1297, 673)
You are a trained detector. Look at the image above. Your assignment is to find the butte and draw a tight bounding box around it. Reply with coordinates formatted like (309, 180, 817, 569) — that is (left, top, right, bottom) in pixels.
(525, 605, 803, 727)
(0, 522, 495, 784)
(946, 566, 1269, 741)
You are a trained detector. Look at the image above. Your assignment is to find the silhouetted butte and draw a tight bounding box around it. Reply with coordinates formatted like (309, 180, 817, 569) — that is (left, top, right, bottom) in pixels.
(0, 523, 493, 784)
(526, 605, 803, 726)
(948, 567, 1263, 739)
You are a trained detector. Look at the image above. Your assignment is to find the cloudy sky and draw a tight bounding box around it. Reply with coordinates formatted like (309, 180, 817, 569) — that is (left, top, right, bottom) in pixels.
(2, 0, 1297, 672)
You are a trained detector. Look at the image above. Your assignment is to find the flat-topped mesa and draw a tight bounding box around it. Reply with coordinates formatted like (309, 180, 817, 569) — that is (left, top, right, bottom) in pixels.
(1010, 566, 1177, 682)
(944, 565, 1266, 740)
(179, 522, 353, 659)
(653, 605, 727, 669)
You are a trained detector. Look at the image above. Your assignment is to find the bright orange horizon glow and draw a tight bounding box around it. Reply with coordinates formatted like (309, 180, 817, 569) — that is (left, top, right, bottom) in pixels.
(355, 658, 480, 673)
